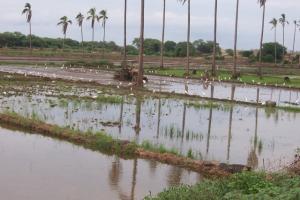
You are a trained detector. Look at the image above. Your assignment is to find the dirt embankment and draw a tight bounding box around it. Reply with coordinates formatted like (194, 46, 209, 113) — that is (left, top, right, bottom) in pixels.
(0, 113, 251, 177)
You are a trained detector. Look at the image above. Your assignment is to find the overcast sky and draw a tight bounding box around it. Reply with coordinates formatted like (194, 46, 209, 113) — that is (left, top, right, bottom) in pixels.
(1, 0, 300, 50)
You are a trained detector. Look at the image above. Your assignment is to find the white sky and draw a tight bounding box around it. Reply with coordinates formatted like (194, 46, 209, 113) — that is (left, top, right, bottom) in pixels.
(0, 0, 300, 50)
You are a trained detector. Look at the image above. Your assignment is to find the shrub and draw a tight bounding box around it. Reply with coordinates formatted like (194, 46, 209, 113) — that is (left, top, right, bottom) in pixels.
(145, 172, 300, 200)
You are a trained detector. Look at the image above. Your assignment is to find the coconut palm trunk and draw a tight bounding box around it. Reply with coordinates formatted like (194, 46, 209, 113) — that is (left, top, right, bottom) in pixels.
(274, 26, 277, 64)
(92, 27, 95, 42)
(292, 21, 298, 56)
(81, 26, 84, 54)
(160, 0, 166, 69)
(63, 33, 66, 49)
(270, 18, 278, 65)
(186, 0, 190, 76)
(282, 24, 285, 55)
(103, 22, 106, 42)
(123, 0, 127, 68)
(258, 3, 266, 77)
(212, 0, 218, 76)
(137, 0, 145, 87)
(29, 21, 32, 50)
(233, 0, 239, 77)
(282, 24, 285, 62)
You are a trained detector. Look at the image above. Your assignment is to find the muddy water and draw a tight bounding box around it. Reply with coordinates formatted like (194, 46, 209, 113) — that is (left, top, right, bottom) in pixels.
(0, 127, 200, 200)
(1, 89, 299, 170)
(0, 66, 299, 107)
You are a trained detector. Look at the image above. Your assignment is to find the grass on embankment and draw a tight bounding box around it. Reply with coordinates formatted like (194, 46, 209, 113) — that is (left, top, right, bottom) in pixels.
(147, 68, 300, 88)
(0, 111, 234, 177)
(145, 172, 300, 200)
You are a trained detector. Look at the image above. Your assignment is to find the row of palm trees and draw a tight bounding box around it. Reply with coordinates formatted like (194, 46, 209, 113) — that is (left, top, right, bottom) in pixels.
(23, 4, 109, 52)
(22, 1, 297, 87)
(57, 8, 108, 50)
(270, 14, 300, 65)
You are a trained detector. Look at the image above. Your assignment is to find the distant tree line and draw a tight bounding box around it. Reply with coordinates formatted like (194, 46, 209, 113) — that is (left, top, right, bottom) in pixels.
(0, 32, 222, 57)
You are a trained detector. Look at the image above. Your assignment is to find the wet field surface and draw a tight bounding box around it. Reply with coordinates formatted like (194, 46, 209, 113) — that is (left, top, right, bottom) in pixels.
(0, 79, 299, 170)
(0, 127, 200, 200)
(0, 66, 299, 107)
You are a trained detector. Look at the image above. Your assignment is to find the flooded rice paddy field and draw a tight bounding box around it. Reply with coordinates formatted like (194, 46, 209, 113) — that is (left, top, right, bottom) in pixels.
(0, 80, 299, 170)
(0, 127, 200, 200)
(0, 65, 300, 107)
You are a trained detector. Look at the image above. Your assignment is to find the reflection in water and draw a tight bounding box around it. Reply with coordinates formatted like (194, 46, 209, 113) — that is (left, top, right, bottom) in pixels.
(0, 84, 300, 169)
(119, 96, 124, 134)
(227, 86, 235, 162)
(247, 106, 259, 169)
(206, 85, 214, 155)
(167, 166, 183, 187)
(135, 97, 142, 138)
(0, 128, 200, 200)
(156, 98, 161, 139)
(130, 158, 138, 200)
(109, 157, 122, 189)
(248, 89, 260, 169)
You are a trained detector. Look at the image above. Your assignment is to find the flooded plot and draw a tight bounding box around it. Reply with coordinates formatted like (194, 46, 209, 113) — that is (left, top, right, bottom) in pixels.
(0, 83, 299, 170)
(0, 127, 200, 200)
(0, 66, 299, 107)
(149, 78, 300, 107)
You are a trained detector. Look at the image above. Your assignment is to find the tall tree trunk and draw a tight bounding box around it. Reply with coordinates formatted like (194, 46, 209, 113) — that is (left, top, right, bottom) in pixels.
(63, 34, 65, 50)
(137, 0, 145, 87)
(81, 26, 84, 55)
(103, 23, 106, 42)
(212, 0, 218, 76)
(292, 23, 297, 56)
(92, 27, 95, 42)
(29, 21, 32, 52)
(258, 4, 265, 77)
(186, 0, 190, 76)
(233, 0, 239, 77)
(123, 0, 127, 68)
(282, 25, 285, 64)
(274, 27, 277, 64)
(160, 0, 166, 69)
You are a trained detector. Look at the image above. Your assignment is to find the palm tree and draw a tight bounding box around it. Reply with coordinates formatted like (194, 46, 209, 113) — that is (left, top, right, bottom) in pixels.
(160, 0, 166, 69)
(279, 14, 289, 62)
(123, 0, 128, 68)
(292, 20, 300, 56)
(270, 18, 278, 64)
(137, 0, 145, 87)
(76, 12, 85, 54)
(232, 0, 239, 78)
(22, 3, 32, 51)
(258, 0, 266, 77)
(87, 8, 97, 42)
(178, 0, 191, 76)
(98, 10, 108, 42)
(212, 0, 218, 77)
(57, 16, 72, 49)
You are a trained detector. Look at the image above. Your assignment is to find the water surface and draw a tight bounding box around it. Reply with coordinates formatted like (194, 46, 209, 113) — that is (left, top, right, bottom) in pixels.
(0, 127, 200, 200)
